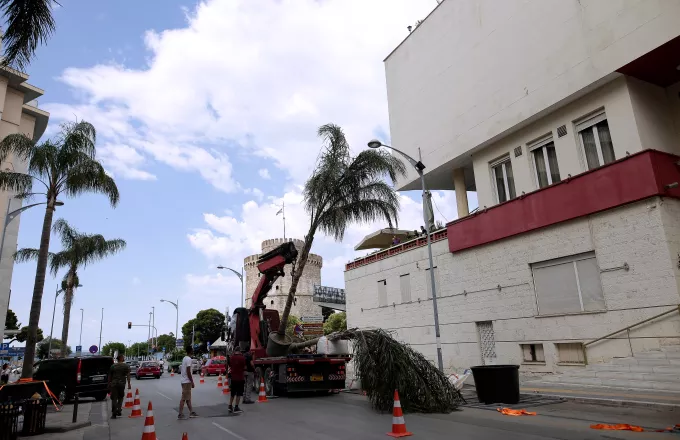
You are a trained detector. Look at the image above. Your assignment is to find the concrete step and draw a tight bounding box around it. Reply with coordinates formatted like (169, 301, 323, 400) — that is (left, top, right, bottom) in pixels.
(634, 351, 667, 359)
(587, 363, 656, 373)
(653, 366, 680, 374)
(593, 371, 680, 383)
(612, 357, 670, 366)
(662, 345, 680, 353)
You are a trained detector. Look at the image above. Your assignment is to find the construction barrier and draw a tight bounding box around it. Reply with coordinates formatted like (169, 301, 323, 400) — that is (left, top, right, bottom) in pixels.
(124, 386, 133, 409)
(129, 389, 143, 418)
(257, 378, 268, 403)
(386, 390, 412, 438)
(141, 401, 156, 440)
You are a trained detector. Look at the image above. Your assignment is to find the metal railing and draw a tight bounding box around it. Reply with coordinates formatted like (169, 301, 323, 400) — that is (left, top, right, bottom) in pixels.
(581, 305, 680, 365)
(313, 285, 345, 304)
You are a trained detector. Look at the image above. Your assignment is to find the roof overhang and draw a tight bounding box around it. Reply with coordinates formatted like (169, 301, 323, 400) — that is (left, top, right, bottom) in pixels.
(354, 228, 414, 251)
(22, 104, 49, 141)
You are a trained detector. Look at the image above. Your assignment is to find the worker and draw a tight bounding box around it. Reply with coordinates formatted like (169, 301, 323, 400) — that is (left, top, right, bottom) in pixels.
(1, 363, 9, 384)
(108, 354, 131, 419)
(178, 346, 198, 420)
(228, 347, 246, 413)
(243, 349, 255, 404)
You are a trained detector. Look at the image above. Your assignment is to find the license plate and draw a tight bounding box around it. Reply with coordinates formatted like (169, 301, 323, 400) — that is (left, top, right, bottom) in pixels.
(310, 374, 323, 382)
(91, 375, 106, 382)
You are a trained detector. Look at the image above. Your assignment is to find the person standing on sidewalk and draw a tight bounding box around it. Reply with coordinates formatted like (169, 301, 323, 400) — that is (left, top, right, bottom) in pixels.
(228, 348, 246, 413)
(243, 350, 255, 404)
(178, 346, 198, 420)
(108, 354, 131, 419)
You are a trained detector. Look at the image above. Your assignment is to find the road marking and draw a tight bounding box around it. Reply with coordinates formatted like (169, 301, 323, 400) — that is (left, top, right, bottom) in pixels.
(212, 422, 248, 440)
(157, 392, 172, 400)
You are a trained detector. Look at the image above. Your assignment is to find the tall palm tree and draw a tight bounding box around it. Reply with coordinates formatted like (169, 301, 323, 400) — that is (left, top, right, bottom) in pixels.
(16, 219, 126, 357)
(269, 123, 406, 355)
(0, 0, 60, 71)
(0, 121, 119, 378)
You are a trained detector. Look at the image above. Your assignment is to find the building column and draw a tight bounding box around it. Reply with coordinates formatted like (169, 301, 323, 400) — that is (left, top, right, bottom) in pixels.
(452, 168, 469, 218)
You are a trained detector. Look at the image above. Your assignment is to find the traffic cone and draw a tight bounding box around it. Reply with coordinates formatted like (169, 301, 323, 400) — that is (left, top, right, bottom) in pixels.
(129, 389, 143, 418)
(386, 390, 412, 438)
(199, 373, 204, 384)
(222, 378, 230, 395)
(141, 401, 156, 440)
(181, 434, 188, 440)
(124, 386, 134, 409)
(257, 378, 268, 402)
(170, 371, 175, 377)
(217, 374, 223, 388)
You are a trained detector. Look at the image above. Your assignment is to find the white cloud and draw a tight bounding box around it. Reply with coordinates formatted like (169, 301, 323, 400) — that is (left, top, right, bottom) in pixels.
(132, 277, 141, 285)
(99, 144, 157, 181)
(43, 0, 436, 191)
(258, 169, 271, 180)
(244, 187, 264, 201)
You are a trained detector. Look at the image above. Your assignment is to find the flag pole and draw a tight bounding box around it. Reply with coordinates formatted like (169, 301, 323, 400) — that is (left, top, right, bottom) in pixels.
(283, 200, 286, 240)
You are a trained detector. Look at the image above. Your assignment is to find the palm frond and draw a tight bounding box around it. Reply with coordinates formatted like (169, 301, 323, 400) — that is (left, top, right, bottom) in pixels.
(63, 158, 120, 207)
(77, 236, 126, 268)
(0, 133, 35, 163)
(0, 0, 59, 71)
(27, 141, 58, 183)
(0, 171, 33, 194)
(58, 121, 96, 160)
(58, 271, 80, 294)
(14, 248, 41, 263)
(52, 218, 80, 249)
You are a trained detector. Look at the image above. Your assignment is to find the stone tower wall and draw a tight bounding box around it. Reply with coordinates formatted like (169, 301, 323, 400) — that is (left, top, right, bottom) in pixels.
(244, 238, 323, 320)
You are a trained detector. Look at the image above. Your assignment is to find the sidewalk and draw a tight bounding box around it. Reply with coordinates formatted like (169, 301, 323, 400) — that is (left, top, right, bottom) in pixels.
(18, 400, 98, 440)
(521, 382, 680, 408)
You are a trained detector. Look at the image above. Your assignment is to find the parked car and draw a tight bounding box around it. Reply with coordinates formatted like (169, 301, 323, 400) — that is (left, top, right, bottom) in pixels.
(201, 357, 227, 376)
(191, 359, 200, 374)
(32, 356, 113, 403)
(126, 360, 139, 376)
(136, 361, 161, 379)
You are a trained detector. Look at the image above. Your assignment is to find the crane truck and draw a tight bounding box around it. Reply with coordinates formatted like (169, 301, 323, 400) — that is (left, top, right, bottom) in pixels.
(228, 241, 350, 396)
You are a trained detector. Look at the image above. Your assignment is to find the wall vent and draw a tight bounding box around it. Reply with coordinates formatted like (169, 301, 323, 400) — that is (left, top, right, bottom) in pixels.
(513, 146, 522, 157)
(557, 125, 568, 137)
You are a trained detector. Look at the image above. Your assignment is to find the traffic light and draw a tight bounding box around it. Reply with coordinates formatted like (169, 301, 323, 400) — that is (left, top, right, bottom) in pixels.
(128, 322, 132, 329)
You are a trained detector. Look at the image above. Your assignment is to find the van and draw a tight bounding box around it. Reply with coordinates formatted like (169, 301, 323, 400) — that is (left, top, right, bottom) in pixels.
(33, 356, 113, 403)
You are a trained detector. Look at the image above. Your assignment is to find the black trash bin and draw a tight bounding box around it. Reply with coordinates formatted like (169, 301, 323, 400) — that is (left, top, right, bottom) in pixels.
(470, 365, 520, 405)
(21, 399, 47, 436)
(0, 402, 20, 440)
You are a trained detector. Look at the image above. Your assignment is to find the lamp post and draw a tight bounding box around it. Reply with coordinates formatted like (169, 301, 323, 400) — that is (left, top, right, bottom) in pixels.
(367, 139, 444, 372)
(79, 308, 84, 349)
(98, 308, 104, 354)
(47, 285, 60, 359)
(160, 299, 179, 352)
(217, 266, 244, 308)
(0, 200, 64, 265)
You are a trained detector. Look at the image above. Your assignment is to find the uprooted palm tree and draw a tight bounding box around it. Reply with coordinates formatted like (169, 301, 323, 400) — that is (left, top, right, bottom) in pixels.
(1, 0, 60, 71)
(16, 219, 126, 357)
(0, 121, 119, 378)
(267, 123, 406, 355)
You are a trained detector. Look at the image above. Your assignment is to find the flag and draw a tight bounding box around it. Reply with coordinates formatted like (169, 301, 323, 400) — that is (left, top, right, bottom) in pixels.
(276, 209, 283, 215)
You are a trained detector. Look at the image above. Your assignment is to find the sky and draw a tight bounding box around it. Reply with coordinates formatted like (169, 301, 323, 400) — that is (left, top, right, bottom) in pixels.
(7, 0, 477, 351)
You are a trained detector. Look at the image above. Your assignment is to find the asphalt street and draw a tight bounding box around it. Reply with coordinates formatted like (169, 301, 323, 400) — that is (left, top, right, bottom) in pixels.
(103, 374, 680, 440)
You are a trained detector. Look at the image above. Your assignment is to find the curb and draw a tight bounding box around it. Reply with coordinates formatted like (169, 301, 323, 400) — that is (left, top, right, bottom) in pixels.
(527, 392, 680, 410)
(43, 421, 91, 433)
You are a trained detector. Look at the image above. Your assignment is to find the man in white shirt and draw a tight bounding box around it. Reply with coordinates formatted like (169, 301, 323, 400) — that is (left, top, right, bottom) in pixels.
(178, 346, 198, 419)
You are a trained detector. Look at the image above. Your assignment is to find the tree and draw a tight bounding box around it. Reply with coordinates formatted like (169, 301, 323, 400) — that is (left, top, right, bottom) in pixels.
(129, 342, 149, 358)
(0, 120, 119, 378)
(1, 0, 60, 71)
(323, 312, 346, 335)
(157, 333, 175, 353)
(4, 309, 18, 331)
(16, 219, 125, 357)
(182, 309, 225, 354)
(11, 325, 44, 344)
(37, 337, 70, 359)
(285, 315, 301, 338)
(273, 124, 405, 353)
(102, 342, 126, 357)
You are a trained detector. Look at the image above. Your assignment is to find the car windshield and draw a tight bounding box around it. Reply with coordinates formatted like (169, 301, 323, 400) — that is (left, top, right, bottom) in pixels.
(212, 360, 226, 365)
(141, 362, 158, 368)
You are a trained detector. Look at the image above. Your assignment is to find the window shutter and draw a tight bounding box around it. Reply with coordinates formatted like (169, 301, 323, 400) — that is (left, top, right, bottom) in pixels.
(400, 274, 411, 302)
(533, 262, 581, 314)
(576, 258, 605, 311)
(377, 280, 387, 307)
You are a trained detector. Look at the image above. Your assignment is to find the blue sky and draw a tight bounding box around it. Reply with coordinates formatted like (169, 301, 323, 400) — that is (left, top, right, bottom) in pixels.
(7, 0, 476, 350)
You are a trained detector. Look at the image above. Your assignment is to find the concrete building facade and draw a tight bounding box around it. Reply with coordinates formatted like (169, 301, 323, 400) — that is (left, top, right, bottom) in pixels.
(0, 66, 50, 335)
(345, 0, 680, 379)
(245, 238, 323, 320)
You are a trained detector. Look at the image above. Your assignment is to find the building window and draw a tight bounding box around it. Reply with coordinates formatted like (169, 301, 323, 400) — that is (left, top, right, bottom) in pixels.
(400, 274, 411, 302)
(529, 137, 561, 188)
(577, 112, 615, 170)
(521, 344, 545, 363)
(491, 157, 516, 203)
(531, 252, 605, 315)
(424, 267, 439, 299)
(377, 280, 387, 307)
(556, 343, 585, 364)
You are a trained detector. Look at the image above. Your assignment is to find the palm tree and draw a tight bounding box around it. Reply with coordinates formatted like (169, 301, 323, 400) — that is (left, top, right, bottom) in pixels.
(269, 123, 405, 355)
(16, 219, 126, 357)
(0, 121, 119, 378)
(0, 0, 60, 70)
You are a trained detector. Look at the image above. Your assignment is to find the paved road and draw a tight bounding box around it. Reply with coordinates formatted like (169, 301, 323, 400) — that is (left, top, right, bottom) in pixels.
(104, 374, 678, 440)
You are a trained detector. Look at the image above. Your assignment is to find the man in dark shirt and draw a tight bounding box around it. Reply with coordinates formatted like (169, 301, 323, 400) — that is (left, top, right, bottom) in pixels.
(108, 354, 131, 419)
(243, 350, 255, 404)
(228, 348, 246, 413)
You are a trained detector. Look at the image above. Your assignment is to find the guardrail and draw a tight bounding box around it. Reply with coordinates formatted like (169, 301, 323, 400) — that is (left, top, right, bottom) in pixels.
(313, 285, 345, 304)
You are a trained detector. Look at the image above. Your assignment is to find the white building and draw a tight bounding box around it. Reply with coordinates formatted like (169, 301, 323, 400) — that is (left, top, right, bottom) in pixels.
(345, 0, 680, 384)
(0, 66, 49, 334)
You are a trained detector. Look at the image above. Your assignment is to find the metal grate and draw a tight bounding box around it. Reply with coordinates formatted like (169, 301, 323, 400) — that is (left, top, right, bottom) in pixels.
(476, 321, 496, 364)
(557, 125, 568, 137)
(460, 386, 565, 410)
(514, 146, 522, 157)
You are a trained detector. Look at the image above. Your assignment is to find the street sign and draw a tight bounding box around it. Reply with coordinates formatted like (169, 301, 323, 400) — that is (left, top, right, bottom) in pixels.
(75, 345, 82, 355)
(175, 339, 183, 348)
(301, 316, 323, 323)
(162, 347, 166, 352)
(0, 343, 8, 355)
(89, 345, 98, 354)
(301, 317, 324, 336)
(207, 341, 211, 349)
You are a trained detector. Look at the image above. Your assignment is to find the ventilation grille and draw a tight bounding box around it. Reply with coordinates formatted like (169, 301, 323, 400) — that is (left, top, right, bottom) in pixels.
(557, 125, 568, 138)
(513, 146, 522, 157)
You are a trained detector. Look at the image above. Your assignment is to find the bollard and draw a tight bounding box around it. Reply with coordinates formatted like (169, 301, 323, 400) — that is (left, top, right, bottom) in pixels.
(72, 393, 79, 423)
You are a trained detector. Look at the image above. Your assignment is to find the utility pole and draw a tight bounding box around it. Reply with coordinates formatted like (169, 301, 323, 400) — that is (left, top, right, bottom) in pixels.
(98, 308, 103, 354)
(191, 324, 195, 349)
(151, 306, 155, 351)
(147, 312, 152, 360)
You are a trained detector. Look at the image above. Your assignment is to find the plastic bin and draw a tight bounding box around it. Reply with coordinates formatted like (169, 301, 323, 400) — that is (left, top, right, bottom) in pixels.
(470, 365, 520, 405)
(21, 399, 47, 436)
(0, 402, 20, 440)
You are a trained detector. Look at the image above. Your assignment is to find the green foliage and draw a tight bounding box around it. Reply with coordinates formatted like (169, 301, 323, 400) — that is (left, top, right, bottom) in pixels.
(285, 315, 301, 338)
(102, 342, 126, 357)
(37, 338, 71, 360)
(13, 326, 43, 344)
(182, 309, 225, 354)
(323, 312, 346, 335)
(4, 309, 18, 331)
(129, 342, 149, 357)
(0, 0, 59, 70)
(156, 334, 176, 353)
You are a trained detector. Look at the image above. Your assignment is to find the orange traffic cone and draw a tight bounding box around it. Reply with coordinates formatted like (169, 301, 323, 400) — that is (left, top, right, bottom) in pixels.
(217, 374, 223, 388)
(141, 401, 156, 440)
(124, 386, 133, 409)
(170, 371, 175, 377)
(129, 389, 143, 418)
(257, 378, 268, 402)
(222, 378, 230, 395)
(182, 433, 188, 440)
(386, 390, 412, 438)
(199, 373, 204, 384)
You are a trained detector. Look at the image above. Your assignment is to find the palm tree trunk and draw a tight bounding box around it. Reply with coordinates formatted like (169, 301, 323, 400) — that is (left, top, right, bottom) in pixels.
(277, 236, 313, 335)
(21, 201, 56, 379)
(60, 269, 75, 358)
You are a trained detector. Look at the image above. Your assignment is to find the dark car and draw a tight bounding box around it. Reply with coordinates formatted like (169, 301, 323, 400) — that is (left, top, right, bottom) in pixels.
(33, 356, 113, 403)
(136, 361, 161, 379)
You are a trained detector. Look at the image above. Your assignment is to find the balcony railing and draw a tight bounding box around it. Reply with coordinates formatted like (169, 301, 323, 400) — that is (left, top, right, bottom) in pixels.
(313, 285, 346, 304)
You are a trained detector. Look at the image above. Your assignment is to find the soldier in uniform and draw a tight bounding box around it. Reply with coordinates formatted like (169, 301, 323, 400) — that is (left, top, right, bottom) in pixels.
(108, 354, 131, 419)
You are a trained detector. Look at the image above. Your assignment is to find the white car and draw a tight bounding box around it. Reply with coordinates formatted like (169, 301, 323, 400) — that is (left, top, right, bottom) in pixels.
(191, 359, 200, 374)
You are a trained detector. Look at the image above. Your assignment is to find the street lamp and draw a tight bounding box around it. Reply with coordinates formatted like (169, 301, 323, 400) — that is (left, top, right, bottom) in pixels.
(0, 199, 64, 264)
(160, 299, 179, 352)
(217, 266, 244, 308)
(367, 139, 444, 372)
(47, 286, 60, 359)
